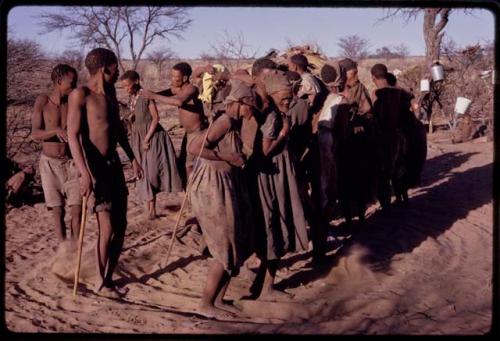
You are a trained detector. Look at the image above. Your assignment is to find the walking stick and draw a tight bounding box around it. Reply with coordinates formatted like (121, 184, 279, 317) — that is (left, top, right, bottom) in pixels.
(160, 121, 214, 269)
(73, 195, 88, 297)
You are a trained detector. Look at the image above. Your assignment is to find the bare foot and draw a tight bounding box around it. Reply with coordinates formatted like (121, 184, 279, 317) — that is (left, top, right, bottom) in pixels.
(95, 286, 121, 299)
(94, 282, 129, 298)
(214, 300, 242, 315)
(198, 303, 236, 320)
(258, 288, 294, 301)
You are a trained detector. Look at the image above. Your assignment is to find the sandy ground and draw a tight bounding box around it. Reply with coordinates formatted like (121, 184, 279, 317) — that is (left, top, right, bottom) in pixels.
(4, 130, 494, 335)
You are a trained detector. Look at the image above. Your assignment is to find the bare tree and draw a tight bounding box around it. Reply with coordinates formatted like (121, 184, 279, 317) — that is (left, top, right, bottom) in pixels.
(38, 6, 192, 72)
(56, 49, 85, 70)
(147, 47, 177, 78)
(393, 43, 410, 58)
(371, 43, 410, 59)
(337, 34, 370, 60)
(207, 30, 257, 70)
(378, 8, 475, 68)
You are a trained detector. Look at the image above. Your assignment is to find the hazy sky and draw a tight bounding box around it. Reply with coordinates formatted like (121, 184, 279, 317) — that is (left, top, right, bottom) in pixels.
(7, 6, 495, 59)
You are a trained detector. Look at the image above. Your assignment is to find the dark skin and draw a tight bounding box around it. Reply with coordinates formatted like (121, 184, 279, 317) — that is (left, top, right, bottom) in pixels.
(187, 101, 253, 320)
(141, 68, 205, 180)
(67, 62, 143, 296)
(141, 69, 204, 134)
(31, 72, 81, 243)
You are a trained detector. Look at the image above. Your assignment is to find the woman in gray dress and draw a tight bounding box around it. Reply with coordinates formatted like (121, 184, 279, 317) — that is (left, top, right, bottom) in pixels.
(120, 71, 182, 220)
(187, 80, 255, 320)
(250, 71, 310, 301)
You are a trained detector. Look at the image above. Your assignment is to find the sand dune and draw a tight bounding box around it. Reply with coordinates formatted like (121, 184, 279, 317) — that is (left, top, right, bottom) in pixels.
(4, 137, 493, 334)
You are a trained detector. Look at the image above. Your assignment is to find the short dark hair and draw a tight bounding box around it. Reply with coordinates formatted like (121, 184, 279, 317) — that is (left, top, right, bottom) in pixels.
(252, 58, 277, 76)
(285, 70, 301, 82)
(85, 48, 118, 75)
(339, 58, 358, 72)
(387, 72, 397, 86)
(120, 70, 140, 82)
(51, 64, 77, 84)
(320, 64, 338, 84)
(290, 54, 309, 70)
(172, 62, 192, 77)
(371, 63, 388, 80)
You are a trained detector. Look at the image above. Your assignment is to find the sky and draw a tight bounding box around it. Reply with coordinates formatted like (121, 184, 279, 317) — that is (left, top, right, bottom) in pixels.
(7, 6, 496, 59)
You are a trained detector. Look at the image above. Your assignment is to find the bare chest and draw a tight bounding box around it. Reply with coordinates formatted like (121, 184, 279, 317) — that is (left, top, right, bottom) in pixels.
(42, 102, 67, 129)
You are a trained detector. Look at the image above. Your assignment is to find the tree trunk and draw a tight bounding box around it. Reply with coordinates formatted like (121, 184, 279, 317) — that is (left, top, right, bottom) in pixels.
(423, 8, 451, 70)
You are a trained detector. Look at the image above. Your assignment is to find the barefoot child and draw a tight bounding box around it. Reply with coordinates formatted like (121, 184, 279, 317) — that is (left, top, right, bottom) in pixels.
(187, 80, 255, 319)
(120, 70, 182, 220)
(31, 64, 82, 244)
(67, 48, 143, 297)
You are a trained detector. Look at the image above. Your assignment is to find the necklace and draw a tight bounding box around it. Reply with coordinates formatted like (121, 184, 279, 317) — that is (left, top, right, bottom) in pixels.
(48, 95, 60, 108)
(129, 89, 143, 113)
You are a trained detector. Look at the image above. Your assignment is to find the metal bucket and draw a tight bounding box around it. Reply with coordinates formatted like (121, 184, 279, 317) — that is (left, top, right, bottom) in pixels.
(454, 97, 472, 114)
(431, 63, 444, 81)
(420, 79, 430, 92)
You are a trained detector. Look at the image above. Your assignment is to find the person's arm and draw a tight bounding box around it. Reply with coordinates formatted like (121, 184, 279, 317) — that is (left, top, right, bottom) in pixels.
(262, 114, 289, 156)
(114, 103, 144, 180)
(143, 100, 160, 151)
(193, 65, 214, 79)
(67, 88, 93, 197)
(31, 95, 67, 142)
(187, 117, 244, 166)
(142, 85, 197, 107)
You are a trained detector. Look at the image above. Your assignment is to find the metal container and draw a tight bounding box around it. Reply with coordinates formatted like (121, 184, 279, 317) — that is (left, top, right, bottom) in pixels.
(431, 63, 444, 81)
(420, 79, 430, 92)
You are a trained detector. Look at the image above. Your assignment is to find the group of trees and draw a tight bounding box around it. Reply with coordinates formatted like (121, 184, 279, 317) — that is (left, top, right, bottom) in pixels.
(337, 34, 411, 60)
(8, 7, 490, 89)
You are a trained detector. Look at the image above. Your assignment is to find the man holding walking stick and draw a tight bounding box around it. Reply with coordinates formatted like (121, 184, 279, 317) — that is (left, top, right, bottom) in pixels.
(68, 48, 143, 298)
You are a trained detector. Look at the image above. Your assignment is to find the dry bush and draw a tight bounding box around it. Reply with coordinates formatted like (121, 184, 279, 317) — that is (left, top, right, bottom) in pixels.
(7, 38, 52, 104)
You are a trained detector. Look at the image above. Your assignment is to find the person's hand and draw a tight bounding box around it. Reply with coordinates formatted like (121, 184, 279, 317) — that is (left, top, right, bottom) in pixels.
(55, 128, 68, 143)
(227, 152, 245, 167)
(132, 159, 144, 180)
(353, 126, 365, 134)
(279, 117, 290, 138)
(6, 171, 26, 194)
(143, 140, 151, 151)
(80, 171, 93, 197)
(206, 65, 216, 75)
(140, 89, 155, 100)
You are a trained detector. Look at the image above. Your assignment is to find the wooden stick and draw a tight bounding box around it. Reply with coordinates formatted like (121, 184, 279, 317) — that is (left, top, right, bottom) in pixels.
(73, 196, 88, 297)
(160, 121, 214, 269)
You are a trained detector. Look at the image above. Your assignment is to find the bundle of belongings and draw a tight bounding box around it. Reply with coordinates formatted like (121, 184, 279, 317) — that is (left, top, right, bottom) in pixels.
(263, 44, 328, 77)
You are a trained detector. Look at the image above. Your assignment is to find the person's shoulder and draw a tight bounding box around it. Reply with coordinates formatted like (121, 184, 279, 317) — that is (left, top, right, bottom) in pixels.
(68, 86, 89, 103)
(35, 93, 49, 105)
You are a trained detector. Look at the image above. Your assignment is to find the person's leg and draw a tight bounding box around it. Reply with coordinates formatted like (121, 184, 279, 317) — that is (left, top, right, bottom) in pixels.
(214, 273, 242, 314)
(51, 206, 66, 242)
(198, 260, 236, 319)
(69, 205, 81, 240)
(104, 195, 128, 294)
(260, 259, 293, 300)
(94, 210, 113, 292)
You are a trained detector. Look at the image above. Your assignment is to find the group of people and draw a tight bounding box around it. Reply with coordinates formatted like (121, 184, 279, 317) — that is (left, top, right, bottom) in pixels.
(30, 47, 427, 320)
